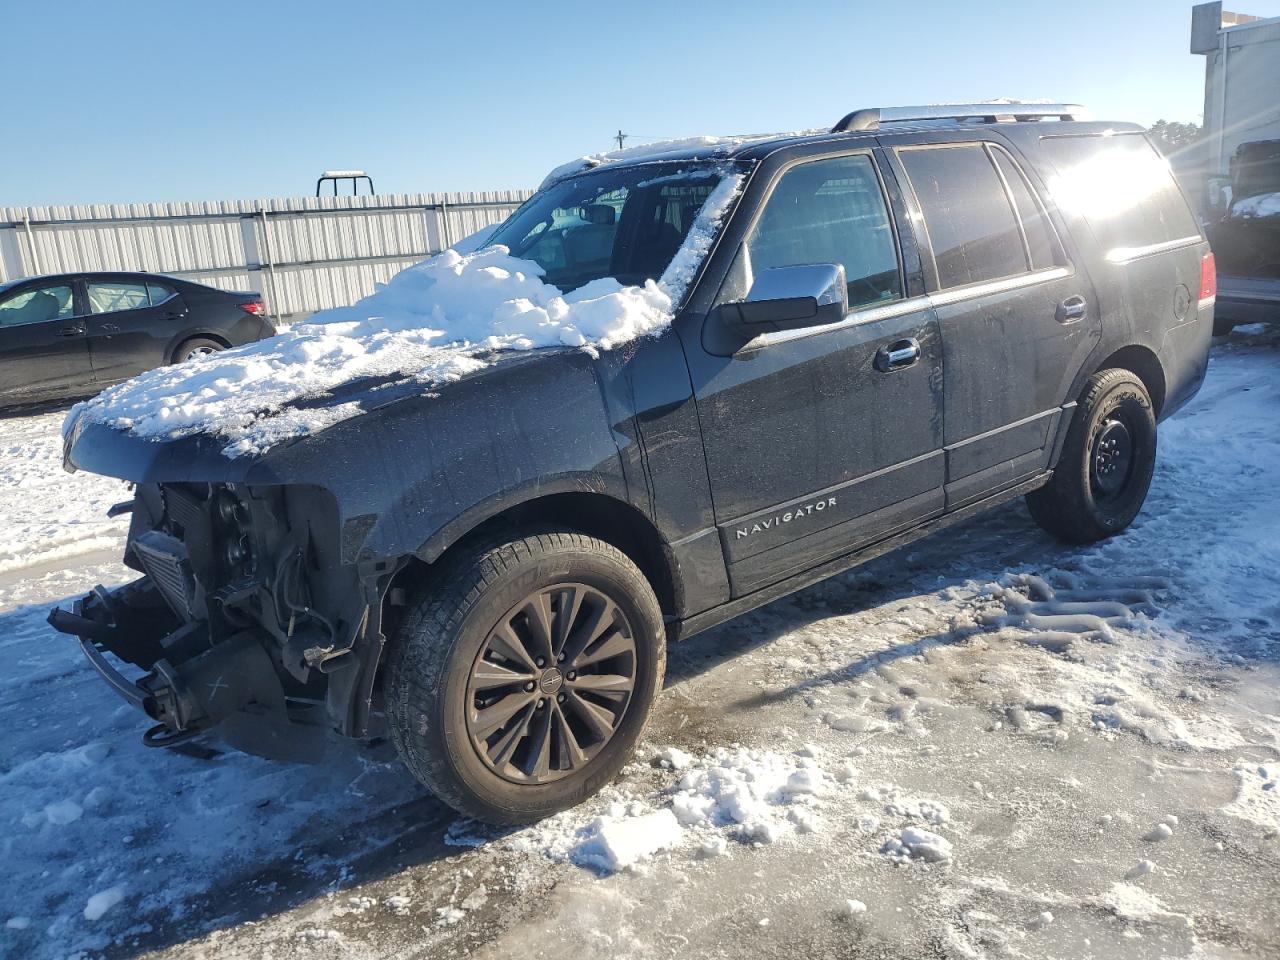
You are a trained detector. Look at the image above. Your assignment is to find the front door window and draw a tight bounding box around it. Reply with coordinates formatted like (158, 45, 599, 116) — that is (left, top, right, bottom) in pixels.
(0, 284, 75, 327)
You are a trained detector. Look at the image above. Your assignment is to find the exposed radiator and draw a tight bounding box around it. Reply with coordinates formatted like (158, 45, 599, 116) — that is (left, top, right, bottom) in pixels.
(132, 531, 197, 620)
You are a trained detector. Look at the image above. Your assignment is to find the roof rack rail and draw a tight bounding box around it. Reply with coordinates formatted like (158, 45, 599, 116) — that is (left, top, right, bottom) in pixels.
(831, 103, 1090, 133)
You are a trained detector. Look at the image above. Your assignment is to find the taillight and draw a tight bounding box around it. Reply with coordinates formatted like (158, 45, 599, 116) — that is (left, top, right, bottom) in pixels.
(238, 300, 266, 316)
(1199, 251, 1217, 302)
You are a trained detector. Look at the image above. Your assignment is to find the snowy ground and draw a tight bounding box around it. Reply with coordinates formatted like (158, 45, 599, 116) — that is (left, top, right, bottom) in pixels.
(1, 328, 1278, 960)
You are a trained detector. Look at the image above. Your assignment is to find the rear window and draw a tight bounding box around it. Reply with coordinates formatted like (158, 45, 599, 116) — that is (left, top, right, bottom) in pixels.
(1039, 133, 1200, 256)
(899, 144, 1029, 288)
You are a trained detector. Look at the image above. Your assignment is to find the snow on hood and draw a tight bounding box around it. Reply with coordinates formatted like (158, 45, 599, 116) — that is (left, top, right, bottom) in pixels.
(67, 174, 743, 459)
(1230, 191, 1280, 219)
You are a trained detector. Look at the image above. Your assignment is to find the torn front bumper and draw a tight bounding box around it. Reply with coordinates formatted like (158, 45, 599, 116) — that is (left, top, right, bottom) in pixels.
(49, 579, 324, 760)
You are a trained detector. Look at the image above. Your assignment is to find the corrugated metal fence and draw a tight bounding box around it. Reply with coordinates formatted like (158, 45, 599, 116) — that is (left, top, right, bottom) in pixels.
(0, 190, 533, 318)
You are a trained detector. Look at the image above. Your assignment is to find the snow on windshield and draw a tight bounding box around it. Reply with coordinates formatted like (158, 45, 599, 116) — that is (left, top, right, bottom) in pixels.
(67, 173, 744, 459)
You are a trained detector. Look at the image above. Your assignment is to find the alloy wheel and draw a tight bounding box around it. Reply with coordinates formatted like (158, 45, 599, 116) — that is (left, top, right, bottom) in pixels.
(464, 582, 638, 784)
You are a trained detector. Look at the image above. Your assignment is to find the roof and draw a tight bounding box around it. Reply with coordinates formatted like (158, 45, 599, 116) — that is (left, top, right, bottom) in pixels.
(0, 271, 198, 289)
(541, 104, 1133, 187)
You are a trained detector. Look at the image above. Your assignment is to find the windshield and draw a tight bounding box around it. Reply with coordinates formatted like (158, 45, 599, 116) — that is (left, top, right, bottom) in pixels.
(487, 163, 732, 293)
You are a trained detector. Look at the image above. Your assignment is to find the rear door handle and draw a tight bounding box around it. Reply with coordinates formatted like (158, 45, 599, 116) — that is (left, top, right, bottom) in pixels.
(1056, 296, 1087, 323)
(875, 338, 920, 372)
(57, 323, 86, 337)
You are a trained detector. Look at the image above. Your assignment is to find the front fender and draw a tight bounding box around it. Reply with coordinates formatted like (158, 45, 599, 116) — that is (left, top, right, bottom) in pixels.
(324, 349, 629, 563)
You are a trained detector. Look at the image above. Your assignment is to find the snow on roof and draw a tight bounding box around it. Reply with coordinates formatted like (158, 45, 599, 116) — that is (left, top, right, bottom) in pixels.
(540, 130, 823, 188)
(68, 174, 744, 459)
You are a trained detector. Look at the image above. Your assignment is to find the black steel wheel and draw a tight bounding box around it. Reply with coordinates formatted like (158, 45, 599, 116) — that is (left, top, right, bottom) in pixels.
(1027, 368, 1157, 544)
(1090, 417, 1135, 503)
(384, 530, 665, 824)
(465, 583, 638, 784)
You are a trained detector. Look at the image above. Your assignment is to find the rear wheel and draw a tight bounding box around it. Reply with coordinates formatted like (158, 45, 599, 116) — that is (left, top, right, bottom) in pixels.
(384, 530, 665, 824)
(1026, 369, 1157, 544)
(172, 337, 225, 363)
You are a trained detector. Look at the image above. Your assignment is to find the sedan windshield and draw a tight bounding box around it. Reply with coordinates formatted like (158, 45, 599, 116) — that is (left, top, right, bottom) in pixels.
(487, 163, 732, 293)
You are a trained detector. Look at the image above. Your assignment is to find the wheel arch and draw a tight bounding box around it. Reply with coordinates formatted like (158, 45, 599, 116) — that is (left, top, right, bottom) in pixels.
(389, 490, 680, 625)
(1089, 343, 1167, 417)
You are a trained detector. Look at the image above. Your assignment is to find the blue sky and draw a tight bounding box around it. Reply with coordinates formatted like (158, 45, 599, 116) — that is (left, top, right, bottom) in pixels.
(3, 0, 1278, 206)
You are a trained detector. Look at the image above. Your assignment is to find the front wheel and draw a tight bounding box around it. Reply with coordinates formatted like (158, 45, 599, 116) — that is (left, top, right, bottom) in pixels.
(384, 530, 666, 824)
(1026, 368, 1157, 544)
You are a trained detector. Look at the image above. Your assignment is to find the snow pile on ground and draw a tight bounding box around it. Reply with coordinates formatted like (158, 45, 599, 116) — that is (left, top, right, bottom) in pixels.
(667, 745, 828, 842)
(0, 410, 129, 575)
(1224, 761, 1279, 833)
(68, 174, 742, 458)
(1231, 191, 1280, 218)
(880, 826, 954, 864)
(486, 743, 956, 875)
(572, 808, 684, 872)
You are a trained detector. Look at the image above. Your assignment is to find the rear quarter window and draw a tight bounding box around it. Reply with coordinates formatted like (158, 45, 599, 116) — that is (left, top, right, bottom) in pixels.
(1039, 133, 1200, 257)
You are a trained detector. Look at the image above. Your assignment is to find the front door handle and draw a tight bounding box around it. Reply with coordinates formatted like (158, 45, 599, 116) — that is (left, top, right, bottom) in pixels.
(875, 338, 920, 372)
(1056, 295, 1087, 323)
(57, 323, 86, 337)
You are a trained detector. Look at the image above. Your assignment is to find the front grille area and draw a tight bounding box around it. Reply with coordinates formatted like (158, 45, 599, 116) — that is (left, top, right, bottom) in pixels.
(163, 485, 206, 536)
(132, 531, 198, 620)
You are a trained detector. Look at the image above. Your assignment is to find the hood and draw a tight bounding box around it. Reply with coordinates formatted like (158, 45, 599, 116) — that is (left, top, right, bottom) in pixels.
(62, 346, 589, 486)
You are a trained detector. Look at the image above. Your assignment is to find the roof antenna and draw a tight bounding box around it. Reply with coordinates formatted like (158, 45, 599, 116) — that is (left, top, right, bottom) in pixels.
(614, 129, 628, 151)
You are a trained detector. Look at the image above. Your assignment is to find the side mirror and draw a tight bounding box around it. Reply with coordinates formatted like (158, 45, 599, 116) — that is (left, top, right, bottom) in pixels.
(715, 263, 849, 337)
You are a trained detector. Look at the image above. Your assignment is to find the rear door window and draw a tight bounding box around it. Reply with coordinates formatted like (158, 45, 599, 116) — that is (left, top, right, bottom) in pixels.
(898, 145, 1029, 288)
(1039, 133, 1200, 256)
(0, 284, 75, 327)
(744, 153, 902, 310)
(87, 281, 151, 314)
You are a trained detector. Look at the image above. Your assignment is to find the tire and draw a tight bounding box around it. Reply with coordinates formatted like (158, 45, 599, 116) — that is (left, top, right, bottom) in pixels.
(1026, 368, 1157, 545)
(384, 530, 666, 824)
(1212, 316, 1236, 337)
(172, 337, 225, 363)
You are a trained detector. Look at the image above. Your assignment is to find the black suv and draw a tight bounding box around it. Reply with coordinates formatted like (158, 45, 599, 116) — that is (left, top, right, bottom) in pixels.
(53, 104, 1215, 824)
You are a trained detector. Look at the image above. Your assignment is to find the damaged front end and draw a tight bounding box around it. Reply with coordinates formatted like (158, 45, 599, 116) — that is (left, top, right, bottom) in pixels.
(49, 481, 394, 761)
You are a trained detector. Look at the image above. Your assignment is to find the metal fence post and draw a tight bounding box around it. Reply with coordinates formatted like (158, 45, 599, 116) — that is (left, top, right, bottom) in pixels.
(22, 211, 42, 275)
(258, 208, 286, 318)
(438, 199, 452, 251)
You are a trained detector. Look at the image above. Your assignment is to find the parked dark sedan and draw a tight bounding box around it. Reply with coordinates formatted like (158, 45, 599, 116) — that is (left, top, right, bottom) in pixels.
(0, 272, 274, 407)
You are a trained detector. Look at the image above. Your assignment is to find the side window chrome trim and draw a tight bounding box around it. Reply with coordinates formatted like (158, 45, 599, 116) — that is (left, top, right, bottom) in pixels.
(752, 295, 932, 347)
(1104, 235, 1203, 264)
(927, 266, 1070, 307)
(750, 265, 1073, 349)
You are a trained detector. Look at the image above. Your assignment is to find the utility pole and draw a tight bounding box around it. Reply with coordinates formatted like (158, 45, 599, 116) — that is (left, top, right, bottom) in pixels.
(614, 129, 628, 151)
